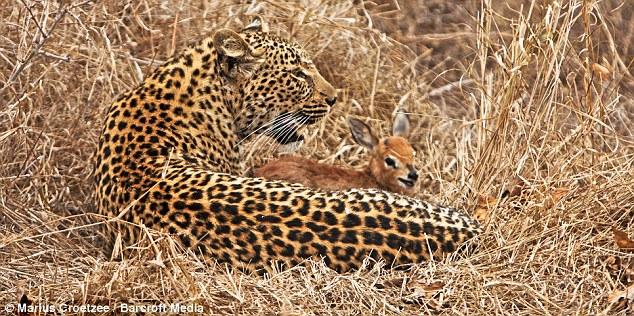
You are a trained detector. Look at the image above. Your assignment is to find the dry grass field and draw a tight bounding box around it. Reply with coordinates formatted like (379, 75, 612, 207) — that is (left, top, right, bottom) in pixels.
(1, 0, 633, 315)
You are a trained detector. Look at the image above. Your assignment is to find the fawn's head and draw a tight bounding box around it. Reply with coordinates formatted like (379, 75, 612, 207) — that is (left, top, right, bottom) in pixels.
(348, 113, 418, 195)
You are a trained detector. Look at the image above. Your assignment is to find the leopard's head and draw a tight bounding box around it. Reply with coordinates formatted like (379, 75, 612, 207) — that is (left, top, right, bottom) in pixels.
(213, 17, 337, 145)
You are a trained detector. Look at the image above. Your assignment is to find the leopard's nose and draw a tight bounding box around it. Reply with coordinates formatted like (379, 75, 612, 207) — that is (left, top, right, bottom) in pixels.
(325, 96, 337, 106)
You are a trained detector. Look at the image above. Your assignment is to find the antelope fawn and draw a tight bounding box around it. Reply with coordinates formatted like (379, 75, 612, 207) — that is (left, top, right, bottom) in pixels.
(254, 113, 419, 195)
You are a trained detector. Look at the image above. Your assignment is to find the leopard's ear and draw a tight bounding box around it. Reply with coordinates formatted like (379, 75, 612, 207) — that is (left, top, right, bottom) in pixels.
(213, 29, 264, 82)
(213, 29, 250, 58)
(243, 15, 269, 33)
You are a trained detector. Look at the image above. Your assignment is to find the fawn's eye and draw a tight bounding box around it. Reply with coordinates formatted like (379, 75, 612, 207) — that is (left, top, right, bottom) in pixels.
(384, 157, 397, 169)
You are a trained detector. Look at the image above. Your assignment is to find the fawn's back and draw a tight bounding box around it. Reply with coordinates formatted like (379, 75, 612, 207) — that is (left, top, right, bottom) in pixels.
(254, 155, 379, 191)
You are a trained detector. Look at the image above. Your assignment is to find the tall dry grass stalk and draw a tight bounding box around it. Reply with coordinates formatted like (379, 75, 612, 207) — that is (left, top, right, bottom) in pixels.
(1, 0, 633, 314)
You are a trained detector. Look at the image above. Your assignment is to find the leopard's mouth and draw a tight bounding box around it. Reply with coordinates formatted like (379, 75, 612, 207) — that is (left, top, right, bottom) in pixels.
(299, 106, 329, 123)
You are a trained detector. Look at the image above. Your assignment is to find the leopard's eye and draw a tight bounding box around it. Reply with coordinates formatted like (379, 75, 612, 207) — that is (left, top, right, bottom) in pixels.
(292, 68, 308, 79)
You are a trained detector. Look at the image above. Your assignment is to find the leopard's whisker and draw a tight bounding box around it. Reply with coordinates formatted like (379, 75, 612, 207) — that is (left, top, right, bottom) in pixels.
(239, 111, 295, 144)
(263, 114, 301, 154)
(267, 113, 309, 155)
(262, 113, 303, 151)
(278, 114, 308, 149)
(243, 113, 300, 161)
(236, 111, 297, 147)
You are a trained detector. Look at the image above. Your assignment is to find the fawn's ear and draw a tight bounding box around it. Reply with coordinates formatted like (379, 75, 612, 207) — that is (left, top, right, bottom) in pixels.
(348, 117, 378, 150)
(243, 15, 269, 33)
(392, 111, 411, 138)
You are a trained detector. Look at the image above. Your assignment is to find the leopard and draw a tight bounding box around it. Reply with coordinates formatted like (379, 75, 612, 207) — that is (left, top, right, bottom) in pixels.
(94, 16, 481, 273)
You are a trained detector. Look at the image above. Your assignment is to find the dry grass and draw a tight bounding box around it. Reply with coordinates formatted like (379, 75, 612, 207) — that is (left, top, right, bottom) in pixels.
(1, 0, 633, 315)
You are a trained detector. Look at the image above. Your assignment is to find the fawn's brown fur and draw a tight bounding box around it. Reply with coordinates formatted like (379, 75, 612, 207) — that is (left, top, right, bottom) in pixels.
(254, 113, 419, 195)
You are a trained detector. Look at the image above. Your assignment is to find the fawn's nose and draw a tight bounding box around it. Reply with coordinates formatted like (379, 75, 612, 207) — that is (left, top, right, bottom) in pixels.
(407, 171, 419, 181)
(325, 96, 337, 106)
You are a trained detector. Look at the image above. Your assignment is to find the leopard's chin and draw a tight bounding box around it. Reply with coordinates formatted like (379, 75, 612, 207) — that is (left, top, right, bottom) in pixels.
(268, 129, 304, 145)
